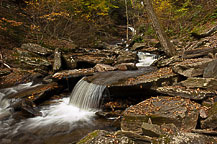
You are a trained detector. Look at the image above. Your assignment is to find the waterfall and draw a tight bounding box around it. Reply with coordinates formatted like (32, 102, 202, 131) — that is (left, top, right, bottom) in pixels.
(69, 78, 106, 110)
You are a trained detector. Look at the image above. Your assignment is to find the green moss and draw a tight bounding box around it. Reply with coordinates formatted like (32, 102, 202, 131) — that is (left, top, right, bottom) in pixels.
(77, 130, 100, 144)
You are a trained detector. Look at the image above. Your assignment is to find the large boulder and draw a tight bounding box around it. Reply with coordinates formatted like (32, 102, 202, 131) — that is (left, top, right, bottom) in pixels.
(172, 58, 213, 77)
(21, 43, 52, 56)
(203, 59, 217, 78)
(121, 96, 200, 133)
(156, 86, 216, 100)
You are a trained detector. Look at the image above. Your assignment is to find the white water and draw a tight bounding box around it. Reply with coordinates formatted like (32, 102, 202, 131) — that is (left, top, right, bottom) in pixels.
(0, 82, 33, 110)
(69, 78, 106, 110)
(0, 82, 96, 136)
(136, 52, 157, 67)
(20, 98, 95, 131)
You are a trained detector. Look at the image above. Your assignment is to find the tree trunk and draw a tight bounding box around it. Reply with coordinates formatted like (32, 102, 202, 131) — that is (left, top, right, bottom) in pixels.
(144, 0, 176, 57)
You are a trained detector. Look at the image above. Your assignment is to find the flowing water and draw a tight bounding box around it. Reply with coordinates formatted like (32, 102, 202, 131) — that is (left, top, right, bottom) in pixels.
(0, 52, 157, 143)
(0, 82, 108, 144)
(69, 78, 106, 110)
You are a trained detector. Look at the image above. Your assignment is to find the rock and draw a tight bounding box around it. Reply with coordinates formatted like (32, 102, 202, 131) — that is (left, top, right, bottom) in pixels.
(183, 47, 217, 59)
(121, 96, 200, 133)
(53, 48, 62, 72)
(62, 54, 77, 69)
(21, 43, 52, 56)
(20, 56, 51, 68)
(6, 82, 62, 102)
(155, 132, 217, 144)
(21, 99, 42, 117)
(142, 123, 162, 137)
(53, 68, 95, 79)
(114, 63, 137, 71)
(0, 70, 11, 77)
(192, 129, 217, 136)
(172, 58, 213, 77)
(77, 130, 136, 144)
(93, 64, 116, 72)
(156, 86, 216, 100)
(131, 43, 147, 51)
(156, 56, 182, 68)
(203, 59, 217, 78)
(110, 67, 177, 87)
(201, 102, 217, 129)
(76, 54, 114, 65)
(181, 77, 217, 90)
(116, 51, 138, 64)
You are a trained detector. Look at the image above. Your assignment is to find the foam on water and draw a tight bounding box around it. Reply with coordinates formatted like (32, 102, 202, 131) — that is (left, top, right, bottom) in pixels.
(22, 98, 95, 130)
(136, 52, 157, 67)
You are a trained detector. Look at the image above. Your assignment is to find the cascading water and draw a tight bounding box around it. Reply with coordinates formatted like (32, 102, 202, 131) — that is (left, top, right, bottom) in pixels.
(69, 78, 106, 110)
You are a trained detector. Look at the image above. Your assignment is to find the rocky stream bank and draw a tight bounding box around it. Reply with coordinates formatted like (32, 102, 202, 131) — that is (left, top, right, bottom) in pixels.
(0, 31, 217, 144)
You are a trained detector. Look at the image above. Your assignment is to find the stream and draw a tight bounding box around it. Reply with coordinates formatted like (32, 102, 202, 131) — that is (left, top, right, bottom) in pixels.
(0, 52, 157, 144)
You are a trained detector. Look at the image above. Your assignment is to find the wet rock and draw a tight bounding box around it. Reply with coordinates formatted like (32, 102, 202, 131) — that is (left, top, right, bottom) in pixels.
(172, 58, 213, 77)
(201, 102, 217, 129)
(0, 70, 11, 77)
(203, 59, 217, 78)
(53, 68, 95, 79)
(53, 48, 62, 72)
(62, 54, 77, 69)
(116, 51, 138, 64)
(6, 82, 62, 102)
(156, 86, 216, 100)
(21, 99, 42, 117)
(93, 64, 116, 72)
(77, 130, 136, 144)
(15, 47, 39, 57)
(142, 122, 162, 137)
(21, 43, 52, 56)
(114, 63, 137, 71)
(181, 77, 217, 90)
(121, 96, 200, 133)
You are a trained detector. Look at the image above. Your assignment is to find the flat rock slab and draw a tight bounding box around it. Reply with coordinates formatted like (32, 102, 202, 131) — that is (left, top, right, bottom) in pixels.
(181, 77, 217, 90)
(172, 58, 213, 77)
(53, 68, 95, 79)
(156, 86, 216, 100)
(110, 67, 177, 86)
(21, 43, 52, 56)
(121, 96, 200, 133)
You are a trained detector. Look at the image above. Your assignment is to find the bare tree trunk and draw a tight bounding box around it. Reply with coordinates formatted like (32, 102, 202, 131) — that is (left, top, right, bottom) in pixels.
(125, 0, 129, 41)
(144, 0, 176, 57)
